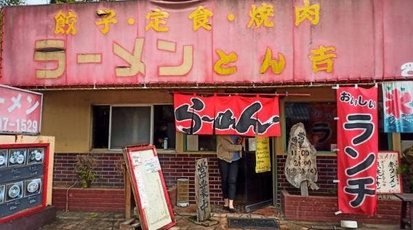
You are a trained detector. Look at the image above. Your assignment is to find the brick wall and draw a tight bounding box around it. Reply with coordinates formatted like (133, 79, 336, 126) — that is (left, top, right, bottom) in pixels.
(52, 152, 405, 223)
(158, 153, 222, 205)
(276, 155, 338, 202)
(52, 153, 223, 210)
(53, 153, 338, 202)
(281, 190, 406, 225)
(52, 188, 125, 212)
(53, 153, 124, 188)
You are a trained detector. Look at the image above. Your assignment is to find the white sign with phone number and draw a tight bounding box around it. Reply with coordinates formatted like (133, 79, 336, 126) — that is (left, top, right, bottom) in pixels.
(0, 85, 42, 134)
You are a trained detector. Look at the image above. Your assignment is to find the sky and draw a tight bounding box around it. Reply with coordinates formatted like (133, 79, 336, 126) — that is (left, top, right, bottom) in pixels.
(25, 0, 49, 5)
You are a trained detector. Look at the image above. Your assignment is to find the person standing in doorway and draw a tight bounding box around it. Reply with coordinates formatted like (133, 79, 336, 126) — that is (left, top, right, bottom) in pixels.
(217, 135, 244, 213)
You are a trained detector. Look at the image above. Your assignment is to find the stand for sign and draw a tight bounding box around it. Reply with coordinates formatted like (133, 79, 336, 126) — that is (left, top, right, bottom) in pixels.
(124, 170, 135, 220)
(300, 181, 309, 196)
(120, 218, 140, 230)
(122, 169, 140, 230)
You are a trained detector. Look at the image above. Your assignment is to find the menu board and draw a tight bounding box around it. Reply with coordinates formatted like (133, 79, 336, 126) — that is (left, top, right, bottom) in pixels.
(0, 143, 49, 222)
(377, 151, 403, 194)
(122, 145, 175, 230)
(255, 136, 271, 173)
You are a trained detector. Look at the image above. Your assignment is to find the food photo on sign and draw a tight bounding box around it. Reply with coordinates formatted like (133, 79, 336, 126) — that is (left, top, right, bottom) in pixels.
(0, 150, 7, 168)
(6, 181, 23, 201)
(27, 148, 44, 164)
(24, 178, 42, 197)
(8, 149, 27, 166)
(0, 185, 5, 204)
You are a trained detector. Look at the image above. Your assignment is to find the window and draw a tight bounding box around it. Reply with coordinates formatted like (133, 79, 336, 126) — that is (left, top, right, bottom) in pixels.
(285, 102, 337, 152)
(285, 101, 390, 152)
(185, 135, 216, 152)
(92, 105, 175, 150)
(401, 133, 413, 152)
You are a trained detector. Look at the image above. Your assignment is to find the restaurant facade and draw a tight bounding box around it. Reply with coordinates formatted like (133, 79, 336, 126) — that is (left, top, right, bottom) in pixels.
(1, 0, 413, 224)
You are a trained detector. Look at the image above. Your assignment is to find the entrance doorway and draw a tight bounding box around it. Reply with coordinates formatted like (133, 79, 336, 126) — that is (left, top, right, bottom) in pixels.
(236, 138, 274, 212)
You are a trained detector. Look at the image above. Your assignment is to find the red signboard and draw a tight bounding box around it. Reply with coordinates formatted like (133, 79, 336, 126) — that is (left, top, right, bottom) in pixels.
(1, 0, 413, 87)
(174, 93, 280, 137)
(336, 86, 378, 215)
(0, 85, 43, 134)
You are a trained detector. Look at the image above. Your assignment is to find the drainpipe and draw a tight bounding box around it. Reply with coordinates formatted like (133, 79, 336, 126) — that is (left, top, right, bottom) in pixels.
(65, 180, 78, 212)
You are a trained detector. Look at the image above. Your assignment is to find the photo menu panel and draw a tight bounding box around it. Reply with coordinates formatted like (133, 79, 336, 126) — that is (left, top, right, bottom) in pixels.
(0, 146, 46, 218)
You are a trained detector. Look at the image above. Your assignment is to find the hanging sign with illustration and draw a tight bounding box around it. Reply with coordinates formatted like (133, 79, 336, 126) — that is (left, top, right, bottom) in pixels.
(382, 81, 413, 133)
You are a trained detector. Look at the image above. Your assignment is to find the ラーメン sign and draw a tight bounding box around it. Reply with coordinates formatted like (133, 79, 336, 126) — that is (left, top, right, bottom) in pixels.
(0, 85, 43, 135)
(2, 0, 413, 87)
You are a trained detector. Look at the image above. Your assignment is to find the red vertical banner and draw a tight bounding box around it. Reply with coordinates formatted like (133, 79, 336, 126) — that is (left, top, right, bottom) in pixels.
(336, 86, 378, 215)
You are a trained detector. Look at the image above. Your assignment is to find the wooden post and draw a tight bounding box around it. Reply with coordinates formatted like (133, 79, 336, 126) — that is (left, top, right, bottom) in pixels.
(124, 166, 132, 220)
(300, 181, 309, 196)
(195, 158, 211, 222)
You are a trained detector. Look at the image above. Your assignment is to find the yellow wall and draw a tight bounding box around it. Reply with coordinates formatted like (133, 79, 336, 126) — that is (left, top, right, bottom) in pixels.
(41, 90, 172, 153)
(41, 86, 393, 155)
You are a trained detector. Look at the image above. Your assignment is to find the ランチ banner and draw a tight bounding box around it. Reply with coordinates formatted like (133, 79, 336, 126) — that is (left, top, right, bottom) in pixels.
(336, 86, 378, 215)
(174, 93, 280, 136)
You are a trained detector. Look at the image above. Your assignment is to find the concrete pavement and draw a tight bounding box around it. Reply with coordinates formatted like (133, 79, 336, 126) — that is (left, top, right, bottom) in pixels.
(38, 205, 400, 230)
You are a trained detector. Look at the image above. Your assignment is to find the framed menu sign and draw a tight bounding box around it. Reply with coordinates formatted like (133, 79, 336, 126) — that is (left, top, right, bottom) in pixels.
(0, 143, 49, 223)
(377, 151, 403, 194)
(122, 145, 176, 230)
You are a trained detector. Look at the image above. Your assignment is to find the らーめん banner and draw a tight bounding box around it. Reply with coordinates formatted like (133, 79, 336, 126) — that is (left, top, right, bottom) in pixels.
(174, 93, 280, 137)
(336, 86, 378, 215)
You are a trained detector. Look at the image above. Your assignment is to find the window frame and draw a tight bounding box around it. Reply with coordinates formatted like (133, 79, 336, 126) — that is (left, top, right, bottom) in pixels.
(108, 104, 153, 151)
(280, 99, 392, 155)
(283, 101, 337, 154)
(91, 103, 175, 151)
(183, 134, 217, 152)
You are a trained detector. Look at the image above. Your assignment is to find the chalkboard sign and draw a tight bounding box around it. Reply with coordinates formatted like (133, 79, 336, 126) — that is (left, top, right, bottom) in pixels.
(0, 143, 49, 223)
(377, 151, 403, 194)
(123, 145, 176, 230)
